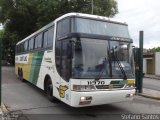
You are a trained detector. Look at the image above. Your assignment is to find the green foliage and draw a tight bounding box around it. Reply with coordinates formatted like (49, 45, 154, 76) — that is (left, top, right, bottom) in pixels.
(0, 0, 39, 39)
(149, 47, 160, 53)
(0, 0, 118, 36)
(94, 0, 118, 17)
(0, 29, 4, 36)
(0, 0, 118, 65)
(0, 29, 19, 64)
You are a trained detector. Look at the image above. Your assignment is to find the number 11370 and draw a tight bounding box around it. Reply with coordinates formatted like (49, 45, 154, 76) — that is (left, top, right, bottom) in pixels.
(88, 81, 105, 85)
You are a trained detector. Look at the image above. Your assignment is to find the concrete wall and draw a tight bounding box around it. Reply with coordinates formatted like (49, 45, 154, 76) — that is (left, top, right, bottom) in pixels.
(143, 58, 147, 74)
(155, 52, 160, 76)
(147, 58, 155, 74)
(143, 58, 154, 74)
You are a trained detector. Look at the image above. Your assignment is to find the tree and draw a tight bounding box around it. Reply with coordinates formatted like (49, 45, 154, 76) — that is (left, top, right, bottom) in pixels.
(0, 0, 118, 65)
(149, 47, 160, 53)
(0, 0, 118, 34)
(0, 29, 18, 64)
(35, 0, 118, 28)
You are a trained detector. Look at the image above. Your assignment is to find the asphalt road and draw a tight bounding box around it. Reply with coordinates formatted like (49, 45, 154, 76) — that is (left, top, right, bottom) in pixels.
(2, 67, 160, 120)
(143, 78, 160, 91)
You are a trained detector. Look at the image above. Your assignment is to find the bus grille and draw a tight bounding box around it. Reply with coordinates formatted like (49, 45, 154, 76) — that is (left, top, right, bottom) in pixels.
(96, 84, 124, 89)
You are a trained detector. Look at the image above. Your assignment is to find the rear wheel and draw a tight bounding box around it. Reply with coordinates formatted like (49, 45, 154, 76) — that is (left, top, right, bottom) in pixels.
(18, 68, 25, 82)
(45, 79, 57, 102)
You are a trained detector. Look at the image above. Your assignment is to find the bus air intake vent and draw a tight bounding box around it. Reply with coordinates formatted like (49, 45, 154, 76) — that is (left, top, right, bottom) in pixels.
(96, 84, 124, 89)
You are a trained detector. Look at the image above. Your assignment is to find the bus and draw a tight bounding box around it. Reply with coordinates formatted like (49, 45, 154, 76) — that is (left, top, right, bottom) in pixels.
(15, 13, 135, 107)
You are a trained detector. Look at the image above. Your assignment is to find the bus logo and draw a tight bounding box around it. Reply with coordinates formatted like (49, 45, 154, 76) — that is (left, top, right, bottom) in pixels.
(57, 85, 68, 98)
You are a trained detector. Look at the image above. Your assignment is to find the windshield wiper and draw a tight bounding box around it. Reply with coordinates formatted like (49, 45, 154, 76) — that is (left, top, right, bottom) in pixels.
(95, 48, 112, 81)
(113, 53, 127, 80)
(95, 49, 127, 81)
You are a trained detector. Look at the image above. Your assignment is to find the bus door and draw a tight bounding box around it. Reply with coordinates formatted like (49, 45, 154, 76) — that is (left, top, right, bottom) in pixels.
(57, 40, 72, 104)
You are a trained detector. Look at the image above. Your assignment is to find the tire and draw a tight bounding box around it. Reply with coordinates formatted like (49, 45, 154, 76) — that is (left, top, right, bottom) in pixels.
(18, 68, 25, 82)
(46, 79, 57, 102)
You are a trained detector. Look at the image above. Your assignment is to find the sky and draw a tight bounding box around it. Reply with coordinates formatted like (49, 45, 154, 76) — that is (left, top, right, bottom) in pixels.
(114, 0, 160, 48)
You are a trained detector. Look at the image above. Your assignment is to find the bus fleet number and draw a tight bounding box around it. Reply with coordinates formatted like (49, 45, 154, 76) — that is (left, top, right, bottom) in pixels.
(88, 81, 105, 85)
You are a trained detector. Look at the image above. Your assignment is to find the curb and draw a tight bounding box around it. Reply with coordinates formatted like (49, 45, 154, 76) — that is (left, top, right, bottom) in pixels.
(138, 93, 160, 100)
(144, 76, 160, 80)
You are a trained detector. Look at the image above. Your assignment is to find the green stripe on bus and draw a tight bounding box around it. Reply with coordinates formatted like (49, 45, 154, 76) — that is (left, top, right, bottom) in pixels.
(29, 51, 44, 85)
(110, 80, 127, 85)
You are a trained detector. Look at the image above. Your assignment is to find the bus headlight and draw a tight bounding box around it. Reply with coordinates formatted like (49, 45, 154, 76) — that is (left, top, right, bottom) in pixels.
(73, 85, 96, 91)
(79, 96, 92, 105)
(80, 96, 92, 101)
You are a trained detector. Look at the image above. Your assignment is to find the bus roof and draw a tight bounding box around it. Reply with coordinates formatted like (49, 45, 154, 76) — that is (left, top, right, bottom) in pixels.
(17, 13, 128, 45)
(55, 12, 127, 25)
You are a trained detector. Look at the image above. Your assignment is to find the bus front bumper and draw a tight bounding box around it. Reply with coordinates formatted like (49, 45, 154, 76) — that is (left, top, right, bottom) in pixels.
(70, 89, 135, 107)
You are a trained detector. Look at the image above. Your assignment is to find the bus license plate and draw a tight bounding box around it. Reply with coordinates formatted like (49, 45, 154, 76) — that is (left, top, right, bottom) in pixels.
(88, 81, 105, 85)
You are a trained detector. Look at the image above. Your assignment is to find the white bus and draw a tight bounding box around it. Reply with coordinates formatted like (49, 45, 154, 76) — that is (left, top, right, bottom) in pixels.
(15, 13, 135, 107)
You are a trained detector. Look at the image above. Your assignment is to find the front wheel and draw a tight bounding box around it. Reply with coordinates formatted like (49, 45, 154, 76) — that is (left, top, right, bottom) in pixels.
(46, 79, 57, 102)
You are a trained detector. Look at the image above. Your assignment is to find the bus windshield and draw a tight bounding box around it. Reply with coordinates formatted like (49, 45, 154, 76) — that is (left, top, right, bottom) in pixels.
(72, 38, 134, 79)
(72, 17, 130, 39)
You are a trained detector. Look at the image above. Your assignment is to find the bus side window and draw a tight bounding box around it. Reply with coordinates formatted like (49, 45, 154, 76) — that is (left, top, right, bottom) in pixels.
(35, 36, 38, 49)
(43, 31, 48, 48)
(43, 26, 54, 48)
(57, 18, 69, 39)
(48, 27, 54, 47)
(34, 33, 43, 49)
(37, 33, 42, 48)
(24, 40, 28, 51)
(55, 40, 72, 81)
(29, 38, 34, 50)
(61, 40, 72, 81)
(20, 43, 24, 53)
(55, 40, 61, 75)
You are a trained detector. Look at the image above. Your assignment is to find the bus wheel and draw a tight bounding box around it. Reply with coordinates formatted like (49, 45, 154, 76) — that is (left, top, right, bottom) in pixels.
(19, 68, 25, 82)
(46, 79, 56, 102)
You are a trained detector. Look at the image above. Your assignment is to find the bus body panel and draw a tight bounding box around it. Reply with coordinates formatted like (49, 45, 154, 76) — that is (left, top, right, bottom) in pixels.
(37, 50, 54, 89)
(70, 89, 135, 107)
(57, 78, 135, 106)
(15, 53, 33, 81)
(15, 51, 44, 84)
